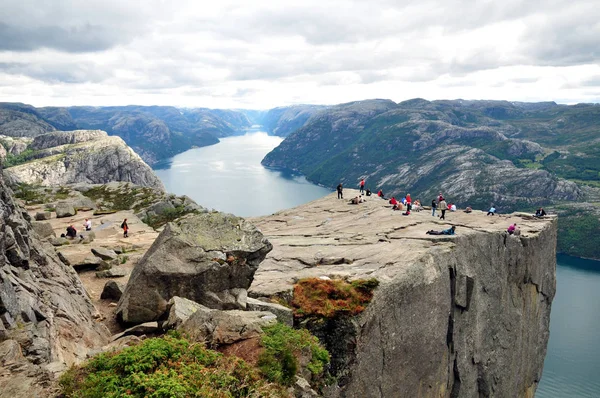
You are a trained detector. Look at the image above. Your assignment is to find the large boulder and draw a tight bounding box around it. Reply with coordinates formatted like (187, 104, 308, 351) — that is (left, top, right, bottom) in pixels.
(162, 296, 207, 329)
(30, 221, 55, 239)
(34, 212, 51, 221)
(177, 308, 277, 345)
(116, 212, 273, 325)
(55, 202, 76, 218)
(100, 281, 124, 301)
(91, 247, 118, 261)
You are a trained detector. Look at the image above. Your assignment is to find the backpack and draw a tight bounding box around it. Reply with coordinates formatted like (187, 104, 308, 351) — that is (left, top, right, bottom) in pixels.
(120, 221, 125, 229)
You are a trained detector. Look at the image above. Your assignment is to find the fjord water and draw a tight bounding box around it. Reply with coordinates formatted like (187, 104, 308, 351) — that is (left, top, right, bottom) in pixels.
(153, 132, 599, 398)
(537, 254, 600, 397)
(153, 132, 331, 217)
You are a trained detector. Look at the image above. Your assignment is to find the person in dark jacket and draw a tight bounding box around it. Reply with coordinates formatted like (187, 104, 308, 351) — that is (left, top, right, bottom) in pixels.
(66, 225, 77, 239)
(426, 226, 456, 235)
(431, 199, 437, 217)
(337, 183, 343, 199)
(121, 219, 129, 238)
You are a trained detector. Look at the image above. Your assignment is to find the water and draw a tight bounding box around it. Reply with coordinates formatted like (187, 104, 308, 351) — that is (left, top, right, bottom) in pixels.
(153, 131, 331, 217)
(537, 254, 600, 397)
(154, 133, 600, 397)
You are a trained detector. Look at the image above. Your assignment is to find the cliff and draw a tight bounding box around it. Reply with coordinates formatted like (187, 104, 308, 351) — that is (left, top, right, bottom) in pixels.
(249, 191, 556, 397)
(3, 130, 165, 191)
(0, 162, 110, 396)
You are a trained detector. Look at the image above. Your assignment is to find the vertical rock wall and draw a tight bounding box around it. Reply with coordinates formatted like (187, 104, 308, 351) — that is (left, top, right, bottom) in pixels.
(0, 163, 110, 396)
(342, 220, 556, 397)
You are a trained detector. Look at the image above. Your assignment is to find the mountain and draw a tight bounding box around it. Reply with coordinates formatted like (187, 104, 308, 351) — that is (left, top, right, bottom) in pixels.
(2, 130, 165, 190)
(0, 103, 254, 165)
(258, 104, 327, 136)
(262, 98, 600, 259)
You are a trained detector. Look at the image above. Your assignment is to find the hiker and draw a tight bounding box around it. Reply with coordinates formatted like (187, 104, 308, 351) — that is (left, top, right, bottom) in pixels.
(439, 199, 448, 220)
(66, 225, 77, 239)
(431, 199, 437, 217)
(83, 218, 92, 231)
(487, 206, 496, 216)
(464, 206, 473, 213)
(426, 226, 456, 235)
(449, 203, 457, 212)
(337, 183, 343, 199)
(438, 192, 444, 203)
(401, 197, 407, 205)
(413, 199, 422, 212)
(365, 188, 372, 196)
(377, 190, 385, 199)
(406, 193, 412, 212)
(507, 223, 521, 236)
(389, 197, 398, 206)
(121, 218, 129, 238)
(535, 208, 547, 218)
(359, 179, 365, 194)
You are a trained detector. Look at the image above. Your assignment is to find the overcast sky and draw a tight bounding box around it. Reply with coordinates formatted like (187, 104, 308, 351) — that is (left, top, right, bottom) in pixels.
(0, 0, 599, 108)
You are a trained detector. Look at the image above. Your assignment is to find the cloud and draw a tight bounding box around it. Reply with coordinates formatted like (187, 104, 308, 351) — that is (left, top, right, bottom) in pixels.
(0, 0, 599, 107)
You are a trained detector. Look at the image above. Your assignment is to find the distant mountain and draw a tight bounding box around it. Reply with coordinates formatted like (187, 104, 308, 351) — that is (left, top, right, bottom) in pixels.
(0, 103, 254, 165)
(258, 104, 327, 137)
(262, 98, 600, 260)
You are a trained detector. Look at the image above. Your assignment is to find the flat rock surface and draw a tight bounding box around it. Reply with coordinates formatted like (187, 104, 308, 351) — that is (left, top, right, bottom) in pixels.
(250, 189, 554, 295)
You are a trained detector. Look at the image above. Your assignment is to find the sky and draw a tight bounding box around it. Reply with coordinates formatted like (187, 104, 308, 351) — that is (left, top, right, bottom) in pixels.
(0, 0, 599, 109)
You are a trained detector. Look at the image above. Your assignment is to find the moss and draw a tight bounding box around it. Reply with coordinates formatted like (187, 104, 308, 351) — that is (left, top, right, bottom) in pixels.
(13, 183, 45, 205)
(59, 333, 288, 398)
(291, 278, 379, 319)
(258, 323, 329, 386)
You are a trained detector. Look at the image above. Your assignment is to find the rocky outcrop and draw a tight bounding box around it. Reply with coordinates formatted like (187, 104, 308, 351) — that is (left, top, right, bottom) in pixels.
(4, 130, 165, 191)
(249, 191, 556, 397)
(0, 161, 110, 396)
(116, 212, 273, 324)
(259, 105, 327, 137)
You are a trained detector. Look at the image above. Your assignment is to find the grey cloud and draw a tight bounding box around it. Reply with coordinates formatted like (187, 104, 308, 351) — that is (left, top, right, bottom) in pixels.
(581, 76, 600, 87)
(0, 61, 109, 83)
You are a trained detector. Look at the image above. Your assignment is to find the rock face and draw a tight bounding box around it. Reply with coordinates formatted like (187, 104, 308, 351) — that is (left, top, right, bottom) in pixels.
(116, 212, 273, 324)
(4, 130, 165, 191)
(0, 162, 110, 395)
(249, 191, 556, 397)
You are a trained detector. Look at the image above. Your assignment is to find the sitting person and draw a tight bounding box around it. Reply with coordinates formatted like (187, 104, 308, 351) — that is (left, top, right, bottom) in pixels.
(487, 206, 496, 216)
(426, 226, 456, 235)
(365, 188, 372, 196)
(65, 225, 77, 239)
(377, 190, 385, 199)
(389, 197, 398, 206)
(350, 196, 360, 204)
(507, 223, 521, 236)
(535, 208, 547, 217)
(401, 197, 407, 205)
(83, 218, 92, 231)
(450, 203, 457, 212)
(413, 199, 422, 212)
(358, 195, 365, 203)
(464, 206, 473, 213)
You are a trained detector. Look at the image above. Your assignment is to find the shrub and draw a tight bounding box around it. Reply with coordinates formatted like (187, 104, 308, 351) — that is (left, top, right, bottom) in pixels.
(258, 323, 329, 386)
(291, 278, 379, 318)
(59, 334, 288, 398)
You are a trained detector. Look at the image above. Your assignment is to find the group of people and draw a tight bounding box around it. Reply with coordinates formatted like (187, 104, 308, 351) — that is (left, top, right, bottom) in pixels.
(61, 217, 129, 239)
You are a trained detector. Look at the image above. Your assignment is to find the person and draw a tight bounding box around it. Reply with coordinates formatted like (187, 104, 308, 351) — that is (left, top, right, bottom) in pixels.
(535, 208, 547, 217)
(365, 188, 372, 196)
(413, 199, 422, 212)
(337, 183, 343, 199)
(438, 192, 444, 203)
(431, 199, 437, 217)
(121, 218, 129, 238)
(401, 197, 407, 205)
(439, 199, 448, 220)
(66, 225, 77, 239)
(426, 226, 456, 235)
(359, 179, 365, 194)
(377, 190, 385, 199)
(83, 218, 92, 231)
(507, 223, 516, 235)
(464, 206, 473, 213)
(487, 206, 496, 216)
(389, 197, 398, 206)
(450, 203, 457, 212)
(350, 196, 359, 204)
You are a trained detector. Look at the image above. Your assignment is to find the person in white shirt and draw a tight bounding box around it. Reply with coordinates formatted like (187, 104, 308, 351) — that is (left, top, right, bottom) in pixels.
(83, 218, 92, 231)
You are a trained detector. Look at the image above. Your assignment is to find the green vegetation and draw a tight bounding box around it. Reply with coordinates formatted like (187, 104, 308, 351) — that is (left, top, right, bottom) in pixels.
(291, 278, 379, 318)
(258, 323, 330, 386)
(3, 148, 36, 168)
(13, 183, 45, 205)
(59, 333, 288, 398)
(142, 205, 199, 229)
(556, 207, 600, 259)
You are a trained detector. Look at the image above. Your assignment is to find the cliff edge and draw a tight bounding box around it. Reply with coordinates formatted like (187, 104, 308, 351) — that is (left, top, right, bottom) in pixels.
(250, 190, 556, 397)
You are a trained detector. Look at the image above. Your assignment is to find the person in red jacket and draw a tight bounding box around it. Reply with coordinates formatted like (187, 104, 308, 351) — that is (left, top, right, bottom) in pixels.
(406, 193, 412, 212)
(359, 179, 365, 194)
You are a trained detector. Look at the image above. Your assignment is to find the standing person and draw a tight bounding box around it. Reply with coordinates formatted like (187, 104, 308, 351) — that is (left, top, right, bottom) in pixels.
(438, 192, 444, 203)
(487, 205, 496, 216)
(439, 199, 448, 220)
(359, 179, 365, 194)
(406, 193, 412, 212)
(337, 183, 344, 199)
(431, 199, 437, 217)
(121, 218, 129, 238)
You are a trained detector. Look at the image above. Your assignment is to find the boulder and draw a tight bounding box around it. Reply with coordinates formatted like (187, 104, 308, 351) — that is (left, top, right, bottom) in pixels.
(91, 247, 118, 261)
(177, 308, 277, 346)
(30, 221, 55, 239)
(116, 212, 272, 324)
(34, 212, 51, 221)
(55, 202, 76, 218)
(111, 322, 160, 342)
(96, 268, 128, 278)
(162, 296, 207, 329)
(100, 281, 125, 301)
(49, 237, 70, 246)
(246, 297, 293, 326)
(72, 256, 104, 271)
